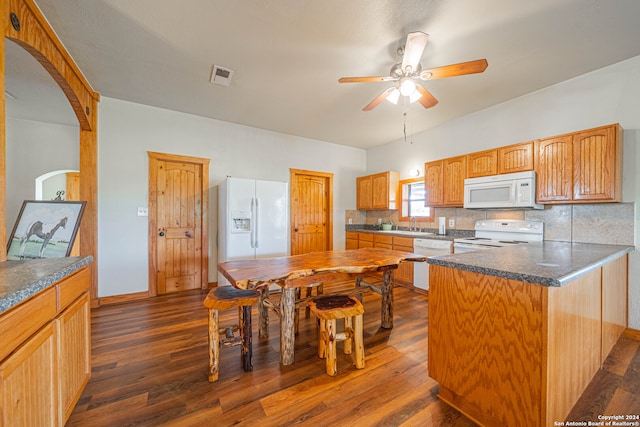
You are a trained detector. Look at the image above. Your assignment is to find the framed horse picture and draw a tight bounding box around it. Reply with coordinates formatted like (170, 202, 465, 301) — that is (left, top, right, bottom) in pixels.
(6, 200, 86, 260)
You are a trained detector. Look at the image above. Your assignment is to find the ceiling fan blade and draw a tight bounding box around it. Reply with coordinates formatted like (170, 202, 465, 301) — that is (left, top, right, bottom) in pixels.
(362, 87, 395, 111)
(401, 32, 429, 73)
(416, 84, 438, 109)
(420, 59, 488, 80)
(338, 76, 397, 83)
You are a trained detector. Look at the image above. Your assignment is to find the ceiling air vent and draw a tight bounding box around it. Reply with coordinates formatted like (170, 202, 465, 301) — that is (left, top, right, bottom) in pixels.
(210, 65, 234, 86)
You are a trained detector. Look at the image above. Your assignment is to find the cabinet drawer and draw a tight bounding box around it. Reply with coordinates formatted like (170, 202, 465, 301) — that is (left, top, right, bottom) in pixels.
(374, 234, 392, 245)
(57, 267, 90, 311)
(393, 244, 414, 253)
(0, 287, 57, 361)
(358, 233, 373, 242)
(346, 231, 359, 240)
(393, 236, 414, 248)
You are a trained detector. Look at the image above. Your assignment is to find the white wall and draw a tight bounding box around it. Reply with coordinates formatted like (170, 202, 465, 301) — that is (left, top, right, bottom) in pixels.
(97, 97, 366, 297)
(367, 55, 640, 329)
(5, 117, 79, 230)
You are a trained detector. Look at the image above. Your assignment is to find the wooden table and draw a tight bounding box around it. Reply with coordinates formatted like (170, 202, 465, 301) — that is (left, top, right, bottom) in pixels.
(217, 248, 426, 365)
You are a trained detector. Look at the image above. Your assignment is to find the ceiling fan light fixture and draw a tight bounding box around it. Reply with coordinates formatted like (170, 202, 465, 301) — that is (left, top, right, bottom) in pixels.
(408, 90, 422, 104)
(386, 88, 400, 104)
(399, 77, 417, 96)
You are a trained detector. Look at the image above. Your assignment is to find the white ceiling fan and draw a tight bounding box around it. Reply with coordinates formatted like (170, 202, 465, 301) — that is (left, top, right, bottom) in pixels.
(339, 32, 488, 111)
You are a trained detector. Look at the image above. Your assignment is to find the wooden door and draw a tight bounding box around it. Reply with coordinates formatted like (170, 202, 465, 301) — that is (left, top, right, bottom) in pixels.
(535, 136, 573, 202)
(356, 175, 372, 210)
(443, 156, 466, 206)
(573, 124, 619, 202)
(290, 169, 333, 255)
(148, 152, 209, 296)
(466, 149, 497, 178)
(498, 141, 534, 173)
(424, 160, 444, 207)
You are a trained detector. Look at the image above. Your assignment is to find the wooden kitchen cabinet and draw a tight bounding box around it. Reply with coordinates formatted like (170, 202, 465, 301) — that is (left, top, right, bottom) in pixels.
(392, 236, 414, 285)
(0, 267, 91, 427)
(373, 234, 393, 249)
(425, 156, 466, 207)
(536, 124, 621, 203)
(443, 156, 466, 206)
(424, 160, 444, 206)
(357, 232, 373, 248)
(356, 171, 400, 210)
(498, 141, 534, 174)
(345, 231, 359, 249)
(466, 149, 498, 178)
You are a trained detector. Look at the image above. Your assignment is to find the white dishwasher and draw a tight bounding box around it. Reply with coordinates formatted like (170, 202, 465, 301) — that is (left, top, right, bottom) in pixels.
(413, 238, 453, 290)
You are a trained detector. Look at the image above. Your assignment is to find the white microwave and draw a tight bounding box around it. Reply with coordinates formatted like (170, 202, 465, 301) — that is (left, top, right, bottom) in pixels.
(463, 171, 543, 209)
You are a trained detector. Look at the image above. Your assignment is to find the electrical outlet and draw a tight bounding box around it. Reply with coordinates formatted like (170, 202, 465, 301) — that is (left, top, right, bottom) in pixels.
(448, 219, 455, 228)
(137, 207, 148, 217)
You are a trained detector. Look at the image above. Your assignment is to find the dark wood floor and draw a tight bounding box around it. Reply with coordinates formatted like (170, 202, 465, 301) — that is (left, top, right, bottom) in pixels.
(68, 279, 640, 426)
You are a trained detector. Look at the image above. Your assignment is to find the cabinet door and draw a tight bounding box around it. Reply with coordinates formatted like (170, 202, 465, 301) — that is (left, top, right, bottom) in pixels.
(57, 293, 91, 425)
(424, 160, 444, 207)
(371, 173, 390, 209)
(358, 232, 373, 249)
(466, 149, 497, 178)
(443, 156, 466, 206)
(373, 234, 392, 249)
(535, 136, 573, 202)
(393, 243, 414, 285)
(498, 141, 534, 174)
(573, 125, 619, 202)
(1, 323, 57, 427)
(356, 175, 372, 210)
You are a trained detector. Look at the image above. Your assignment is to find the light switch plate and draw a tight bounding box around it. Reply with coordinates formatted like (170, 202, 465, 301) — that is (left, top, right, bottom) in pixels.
(137, 207, 148, 217)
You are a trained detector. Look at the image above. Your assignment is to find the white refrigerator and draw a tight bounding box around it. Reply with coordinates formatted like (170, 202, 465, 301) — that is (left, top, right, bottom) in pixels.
(218, 177, 289, 286)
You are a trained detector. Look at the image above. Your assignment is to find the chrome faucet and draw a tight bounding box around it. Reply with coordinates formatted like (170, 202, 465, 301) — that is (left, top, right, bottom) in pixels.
(411, 216, 418, 231)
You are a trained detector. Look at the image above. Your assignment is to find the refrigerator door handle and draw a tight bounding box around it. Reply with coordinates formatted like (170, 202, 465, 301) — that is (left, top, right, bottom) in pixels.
(250, 197, 256, 248)
(254, 197, 259, 248)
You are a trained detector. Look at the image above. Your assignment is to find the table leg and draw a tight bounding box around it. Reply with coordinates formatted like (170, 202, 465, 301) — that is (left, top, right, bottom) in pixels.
(258, 287, 269, 338)
(355, 275, 363, 302)
(381, 270, 394, 329)
(280, 287, 296, 365)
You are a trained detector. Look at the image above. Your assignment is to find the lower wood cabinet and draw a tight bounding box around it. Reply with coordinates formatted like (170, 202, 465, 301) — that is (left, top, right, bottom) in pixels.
(0, 267, 91, 427)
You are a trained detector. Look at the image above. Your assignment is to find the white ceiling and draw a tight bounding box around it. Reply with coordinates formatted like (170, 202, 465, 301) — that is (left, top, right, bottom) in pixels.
(6, 0, 640, 149)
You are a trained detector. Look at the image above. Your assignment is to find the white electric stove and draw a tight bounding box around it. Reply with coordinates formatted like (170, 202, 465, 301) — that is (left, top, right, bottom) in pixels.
(453, 219, 544, 253)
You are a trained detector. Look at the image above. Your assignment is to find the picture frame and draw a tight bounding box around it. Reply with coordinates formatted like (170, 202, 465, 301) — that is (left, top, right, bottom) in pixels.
(6, 200, 86, 260)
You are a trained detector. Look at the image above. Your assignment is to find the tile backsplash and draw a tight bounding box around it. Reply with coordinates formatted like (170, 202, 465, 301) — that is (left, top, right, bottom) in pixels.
(346, 202, 635, 246)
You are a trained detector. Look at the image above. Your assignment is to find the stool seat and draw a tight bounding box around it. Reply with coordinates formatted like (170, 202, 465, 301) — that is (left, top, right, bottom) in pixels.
(308, 295, 365, 376)
(204, 287, 258, 382)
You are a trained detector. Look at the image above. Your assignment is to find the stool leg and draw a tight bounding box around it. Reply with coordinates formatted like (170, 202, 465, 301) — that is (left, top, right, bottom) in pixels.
(343, 317, 353, 355)
(208, 308, 220, 382)
(318, 318, 327, 358)
(326, 319, 338, 376)
(354, 313, 365, 369)
(240, 305, 253, 372)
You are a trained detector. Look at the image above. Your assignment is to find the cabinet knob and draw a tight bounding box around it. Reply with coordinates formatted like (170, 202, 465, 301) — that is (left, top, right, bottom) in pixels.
(159, 231, 165, 237)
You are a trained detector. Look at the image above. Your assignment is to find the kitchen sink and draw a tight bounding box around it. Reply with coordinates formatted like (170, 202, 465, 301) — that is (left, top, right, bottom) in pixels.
(377, 230, 436, 237)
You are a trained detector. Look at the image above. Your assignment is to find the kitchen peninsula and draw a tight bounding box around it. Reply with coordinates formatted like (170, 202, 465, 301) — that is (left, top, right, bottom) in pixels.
(426, 242, 632, 426)
(0, 257, 93, 426)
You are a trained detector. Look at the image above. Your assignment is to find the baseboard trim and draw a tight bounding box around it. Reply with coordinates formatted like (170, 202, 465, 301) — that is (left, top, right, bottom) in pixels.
(99, 291, 149, 306)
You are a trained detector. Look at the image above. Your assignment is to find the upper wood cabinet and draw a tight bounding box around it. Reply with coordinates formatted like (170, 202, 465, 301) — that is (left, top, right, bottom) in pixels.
(424, 156, 466, 207)
(356, 171, 400, 210)
(424, 160, 444, 206)
(498, 141, 534, 174)
(466, 149, 498, 178)
(536, 124, 621, 203)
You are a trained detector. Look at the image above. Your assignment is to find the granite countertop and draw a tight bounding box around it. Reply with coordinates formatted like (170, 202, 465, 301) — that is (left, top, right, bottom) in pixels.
(427, 241, 634, 287)
(0, 256, 93, 313)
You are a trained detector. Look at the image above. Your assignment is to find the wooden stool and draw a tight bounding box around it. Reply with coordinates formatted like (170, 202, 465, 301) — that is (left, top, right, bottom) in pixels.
(203, 286, 258, 382)
(308, 295, 365, 376)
